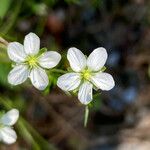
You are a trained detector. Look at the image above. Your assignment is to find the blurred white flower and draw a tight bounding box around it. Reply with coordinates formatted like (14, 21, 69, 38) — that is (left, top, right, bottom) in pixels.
(57, 47, 115, 105)
(7, 32, 61, 90)
(0, 109, 19, 144)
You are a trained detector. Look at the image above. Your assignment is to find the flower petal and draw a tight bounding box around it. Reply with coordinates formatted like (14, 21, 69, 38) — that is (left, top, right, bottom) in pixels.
(8, 65, 29, 85)
(87, 47, 108, 71)
(29, 67, 49, 90)
(38, 51, 61, 69)
(90, 72, 115, 91)
(0, 127, 17, 144)
(67, 47, 86, 72)
(57, 73, 81, 91)
(7, 42, 27, 62)
(78, 81, 93, 105)
(0, 109, 19, 126)
(24, 32, 40, 55)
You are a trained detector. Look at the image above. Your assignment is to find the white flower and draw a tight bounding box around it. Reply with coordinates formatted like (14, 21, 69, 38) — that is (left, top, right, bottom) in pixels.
(7, 32, 61, 90)
(57, 47, 115, 105)
(0, 109, 19, 144)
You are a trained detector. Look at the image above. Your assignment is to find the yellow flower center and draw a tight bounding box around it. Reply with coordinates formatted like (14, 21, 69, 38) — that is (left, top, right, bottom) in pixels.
(26, 56, 38, 68)
(82, 69, 91, 80)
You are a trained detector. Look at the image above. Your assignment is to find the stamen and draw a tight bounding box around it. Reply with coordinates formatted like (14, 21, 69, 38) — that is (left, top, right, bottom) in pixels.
(82, 69, 91, 80)
(26, 56, 38, 68)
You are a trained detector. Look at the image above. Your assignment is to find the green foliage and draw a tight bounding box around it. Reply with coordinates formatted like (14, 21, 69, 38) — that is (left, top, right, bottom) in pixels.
(0, 97, 58, 150)
(38, 47, 48, 55)
(32, 3, 48, 16)
(101, 66, 106, 72)
(64, 0, 82, 4)
(0, 0, 12, 19)
(91, 0, 103, 9)
(0, 63, 11, 87)
(0, 0, 22, 34)
(0, 110, 5, 118)
(90, 93, 102, 111)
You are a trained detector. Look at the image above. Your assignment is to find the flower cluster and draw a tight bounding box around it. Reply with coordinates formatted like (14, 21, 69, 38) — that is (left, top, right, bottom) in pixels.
(4, 32, 115, 144)
(7, 33, 115, 104)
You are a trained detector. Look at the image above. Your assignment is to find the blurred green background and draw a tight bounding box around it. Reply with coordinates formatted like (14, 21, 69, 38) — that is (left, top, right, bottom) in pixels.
(0, 0, 150, 150)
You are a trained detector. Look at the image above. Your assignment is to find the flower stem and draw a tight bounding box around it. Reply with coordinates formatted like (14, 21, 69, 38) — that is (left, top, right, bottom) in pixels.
(50, 68, 67, 74)
(0, 97, 58, 150)
(0, 37, 8, 47)
(84, 105, 89, 127)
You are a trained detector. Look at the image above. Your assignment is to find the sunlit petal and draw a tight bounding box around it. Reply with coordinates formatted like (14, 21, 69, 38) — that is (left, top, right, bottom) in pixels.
(67, 47, 86, 72)
(57, 73, 81, 91)
(38, 51, 61, 69)
(29, 67, 49, 90)
(87, 47, 108, 71)
(78, 81, 93, 105)
(0, 127, 17, 144)
(91, 72, 115, 91)
(0, 109, 19, 126)
(24, 32, 40, 55)
(7, 42, 27, 62)
(8, 65, 29, 85)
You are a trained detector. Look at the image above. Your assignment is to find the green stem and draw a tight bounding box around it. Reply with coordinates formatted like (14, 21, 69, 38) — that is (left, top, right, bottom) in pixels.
(0, 37, 8, 47)
(0, 97, 58, 150)
(50, 68, 67, 74)
(18, 117, 58, 150)
(17, 118, 40, 150)
(84, 105, 89, 127)
(0, 0, 22, 34)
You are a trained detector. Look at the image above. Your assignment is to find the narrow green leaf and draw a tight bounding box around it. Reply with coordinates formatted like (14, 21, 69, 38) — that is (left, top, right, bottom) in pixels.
(0, 0, 11, 19)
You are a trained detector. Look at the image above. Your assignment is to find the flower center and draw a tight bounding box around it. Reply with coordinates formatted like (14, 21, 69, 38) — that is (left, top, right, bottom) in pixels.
(26, 56, 38, 68)
(82, 69, 91, 80)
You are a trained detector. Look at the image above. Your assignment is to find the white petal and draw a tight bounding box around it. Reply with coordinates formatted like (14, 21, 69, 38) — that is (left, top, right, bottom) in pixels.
(7, 42, 27, 62)
(8, 65, 29, 85)
(87, 47, 108, 71)
(78, 82, 93, 105)
(57, 73, 81, 91)
(0, 127, 17, 144)
(38, 51, 61, 69)
(24, 32, 40, 55)
(67, 47, 86, 72)
(29, 67, 49, 90)
(1, 109, 19, 126)
(91, 72, 115, 91)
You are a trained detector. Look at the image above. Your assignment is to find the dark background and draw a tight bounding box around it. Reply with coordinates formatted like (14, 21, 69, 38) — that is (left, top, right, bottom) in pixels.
(0, 0, 150, 150)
